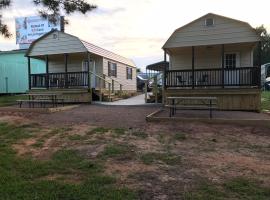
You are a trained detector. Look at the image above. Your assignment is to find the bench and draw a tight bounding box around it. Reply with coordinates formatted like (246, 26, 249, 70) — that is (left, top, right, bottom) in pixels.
(166, 97, 218, 118)
(16, 100, 52, 108)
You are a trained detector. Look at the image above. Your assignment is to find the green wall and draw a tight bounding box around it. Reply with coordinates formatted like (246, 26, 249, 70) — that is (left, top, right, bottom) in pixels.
(0, 50, 45, 94)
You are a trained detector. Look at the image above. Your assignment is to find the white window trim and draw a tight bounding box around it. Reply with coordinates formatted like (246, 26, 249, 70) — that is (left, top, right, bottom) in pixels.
(224, 52, 240, 68)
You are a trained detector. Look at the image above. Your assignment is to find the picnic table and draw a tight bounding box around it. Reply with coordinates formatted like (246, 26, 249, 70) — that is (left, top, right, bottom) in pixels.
(166, 96, 218, 118)
(17, 93, 64, 108)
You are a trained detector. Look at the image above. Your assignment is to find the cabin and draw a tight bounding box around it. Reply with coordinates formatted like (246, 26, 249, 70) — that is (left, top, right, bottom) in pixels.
(162, 13, 261, 111)
(25, 30, 137, 102)
(0, 49, 45, 94)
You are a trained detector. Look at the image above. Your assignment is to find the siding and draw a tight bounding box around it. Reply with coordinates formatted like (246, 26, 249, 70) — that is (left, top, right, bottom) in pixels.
(164, 13, 260, 48)
(0, 51, 45, 93)
(103, 58, 136, 91)
(28, 32, 87, 56)
(170, 43, 254, 70)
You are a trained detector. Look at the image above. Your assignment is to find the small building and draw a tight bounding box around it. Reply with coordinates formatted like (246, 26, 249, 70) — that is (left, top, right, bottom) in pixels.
(25, 30, 137, 102)
(162, 13, 261, 111)
(0, 49, 45, 94)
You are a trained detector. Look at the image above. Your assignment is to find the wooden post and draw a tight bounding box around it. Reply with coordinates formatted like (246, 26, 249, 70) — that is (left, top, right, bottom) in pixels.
(28, 56, 31, 90)
(221, 44, 225, 88)
(112, 79, 115, 93)
(192, 46, 195, 89)
(144, 81, 148, 103)
(258, 41, 262, 87)
(64, 53, 68, 88)
(99, 78, 102, 102)
(154, 76, 158, 103)
(162, 50, 167, 105)
(87, 53, 91, 90)
(120, 84, 123, 97)
(108, 83, 111, 101)
(103, 74, 106, 89)
(45, 55, 49, 89)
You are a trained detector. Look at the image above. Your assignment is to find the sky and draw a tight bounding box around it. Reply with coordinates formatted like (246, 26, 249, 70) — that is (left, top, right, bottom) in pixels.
(0, 0, 270, 71)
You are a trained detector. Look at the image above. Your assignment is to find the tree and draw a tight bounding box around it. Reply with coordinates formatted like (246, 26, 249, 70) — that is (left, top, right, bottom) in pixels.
(254, 25, 270, 65)
(0, 0, 97, 38)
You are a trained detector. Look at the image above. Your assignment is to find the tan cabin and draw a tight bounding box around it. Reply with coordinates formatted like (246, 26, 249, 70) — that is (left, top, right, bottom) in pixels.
(162, 13, 261, 111)
(25, 30, 137, 102)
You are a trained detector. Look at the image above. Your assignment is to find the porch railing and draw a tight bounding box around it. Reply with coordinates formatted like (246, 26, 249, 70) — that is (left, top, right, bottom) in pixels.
(165, 66, 260, 88)
(30, 71, 89, 88)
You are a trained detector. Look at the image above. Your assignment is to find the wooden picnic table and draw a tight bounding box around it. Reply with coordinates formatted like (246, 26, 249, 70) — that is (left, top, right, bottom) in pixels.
(166, 96, 218, 118)
(19, 93, 63, 108)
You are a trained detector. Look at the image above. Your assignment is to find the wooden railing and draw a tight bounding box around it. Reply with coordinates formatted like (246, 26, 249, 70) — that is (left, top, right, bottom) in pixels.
(165, 67, 260, 88)
(102, 74, 123, 95)
(30, 71, 89, 88)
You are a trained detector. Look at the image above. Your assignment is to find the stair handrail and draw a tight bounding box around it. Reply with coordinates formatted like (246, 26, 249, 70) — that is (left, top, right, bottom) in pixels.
(102, 74, 123, 96)
(89, 71, 111, 102)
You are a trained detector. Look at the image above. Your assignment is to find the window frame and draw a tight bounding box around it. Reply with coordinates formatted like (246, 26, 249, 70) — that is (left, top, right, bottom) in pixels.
(205, 18, 214, 27)
(108, 61, 117, 77)
(126, 67, 133, 80)
(224, 52, 240, 69)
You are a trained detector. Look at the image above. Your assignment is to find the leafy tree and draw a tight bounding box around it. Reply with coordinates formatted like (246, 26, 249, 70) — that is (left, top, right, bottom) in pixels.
(0, 0, 97, 38)
(254, 25, 270, 65)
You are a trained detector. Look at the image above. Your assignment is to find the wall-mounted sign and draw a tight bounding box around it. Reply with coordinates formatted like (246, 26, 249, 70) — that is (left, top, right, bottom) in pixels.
(15, 15, 64, 45)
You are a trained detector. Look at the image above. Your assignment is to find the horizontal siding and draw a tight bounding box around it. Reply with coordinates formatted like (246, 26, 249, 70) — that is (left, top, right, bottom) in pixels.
(170, 43, 254, 70)
(164, 14, 260, 48)
(28, 32, 87, 56)
(102, 58, 136, 91)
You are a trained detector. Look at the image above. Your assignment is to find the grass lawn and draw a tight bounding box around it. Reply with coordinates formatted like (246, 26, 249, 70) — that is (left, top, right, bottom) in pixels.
(0, 119, 270, 199)
(261, 91, 270, 111)
(0, 95, 27, 107)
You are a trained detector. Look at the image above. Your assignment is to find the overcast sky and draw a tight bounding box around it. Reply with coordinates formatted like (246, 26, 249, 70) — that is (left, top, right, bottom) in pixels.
(1, 0, 269, 70)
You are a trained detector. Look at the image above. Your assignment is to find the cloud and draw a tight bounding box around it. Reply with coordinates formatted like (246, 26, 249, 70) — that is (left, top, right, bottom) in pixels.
(92, 7, 126, 16)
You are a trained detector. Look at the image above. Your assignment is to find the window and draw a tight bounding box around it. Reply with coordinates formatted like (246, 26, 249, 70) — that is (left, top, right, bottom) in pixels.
(126, 67, 133, 79)
(108, 62, 117, 77)
(82, 60, 89, 71)
(225, 53, 237, 69)
(205, 18, 214, 26)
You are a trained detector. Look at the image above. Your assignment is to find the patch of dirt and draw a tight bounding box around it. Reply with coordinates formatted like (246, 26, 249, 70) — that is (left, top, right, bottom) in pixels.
(41, 174, 83, 184)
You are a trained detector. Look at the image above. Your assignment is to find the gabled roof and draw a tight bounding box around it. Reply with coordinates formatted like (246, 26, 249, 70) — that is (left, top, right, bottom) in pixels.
(163, 13, 260, 49)
(26, 30, 136, 68)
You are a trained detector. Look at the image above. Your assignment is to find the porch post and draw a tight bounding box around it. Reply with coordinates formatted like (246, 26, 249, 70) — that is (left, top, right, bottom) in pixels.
(221, 44, 225, 88)
(28, 56, 31, 90)
(45, 55, 49, 89)
(258, 41, 262, 87)
(162, 50, 167, 104)
(192, 46, 195, 89)
(64, 53, 68, 88)
(87, 52, 91, 89)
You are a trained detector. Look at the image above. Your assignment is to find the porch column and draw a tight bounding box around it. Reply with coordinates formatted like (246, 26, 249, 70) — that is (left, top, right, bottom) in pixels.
(221, 44, 225, 88)
(162, 50, 167, 104)
(192, 46, 195, 89)
(87, 52, 91, 90)
(45, 55, 49, 89)
(64, 53, 68, 88)
(28, 56, 31, 90)
(258, 41, 262, 87)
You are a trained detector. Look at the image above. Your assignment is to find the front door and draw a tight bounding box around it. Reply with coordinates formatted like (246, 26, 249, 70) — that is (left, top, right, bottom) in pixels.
(82, 60, 96, 88)
(224, 53, 240, 86)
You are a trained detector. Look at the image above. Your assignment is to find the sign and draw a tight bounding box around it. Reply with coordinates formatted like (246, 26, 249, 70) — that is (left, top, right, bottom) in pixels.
(15, 15, 63, 45)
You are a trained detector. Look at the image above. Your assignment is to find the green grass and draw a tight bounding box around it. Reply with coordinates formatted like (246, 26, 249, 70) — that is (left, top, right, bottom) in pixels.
(88, 127, 110, 135)
(184, 178, 270, 200)
(0, 123, 137, 199)
(261, 91, 270, 111)
(100, 144, 135, 160)
(113, 128, 126, 136)
(174, 132, 187, 141)
(0, 94, 28, 107)
(68, 134, 88, 141)
(132, 131, 148, 139)
(140, 152, 181, 165)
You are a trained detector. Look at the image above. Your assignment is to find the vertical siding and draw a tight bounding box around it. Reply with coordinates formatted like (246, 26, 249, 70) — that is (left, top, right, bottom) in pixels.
(102, 58, 136, 91)
(0, 52, 45, 93)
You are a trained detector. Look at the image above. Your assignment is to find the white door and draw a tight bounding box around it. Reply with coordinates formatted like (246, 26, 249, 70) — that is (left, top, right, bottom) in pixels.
(224, 53, 240, 86)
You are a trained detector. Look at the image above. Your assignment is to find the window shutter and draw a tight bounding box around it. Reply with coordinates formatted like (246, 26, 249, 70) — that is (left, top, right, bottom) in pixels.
(131, 68, 133, 80)
(126, 67, 128, 79)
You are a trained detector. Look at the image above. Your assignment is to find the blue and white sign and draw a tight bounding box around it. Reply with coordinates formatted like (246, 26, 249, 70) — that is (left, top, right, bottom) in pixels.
(15, 15, 62, 45)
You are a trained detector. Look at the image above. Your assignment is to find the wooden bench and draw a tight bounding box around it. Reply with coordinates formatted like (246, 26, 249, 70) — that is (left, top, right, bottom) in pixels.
(166, 97, 218, 118)
(16, 100, 52, 108)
